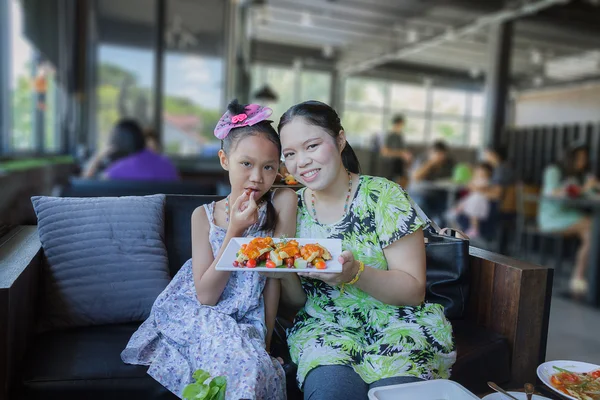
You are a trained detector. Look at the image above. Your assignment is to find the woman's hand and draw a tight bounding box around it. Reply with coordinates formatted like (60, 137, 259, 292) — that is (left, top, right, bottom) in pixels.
(297, 250, 359, 286)
(228, 191, 259, 234)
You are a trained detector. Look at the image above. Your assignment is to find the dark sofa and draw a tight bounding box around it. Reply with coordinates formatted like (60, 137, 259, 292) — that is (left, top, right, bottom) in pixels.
(0, 195, 553, 400)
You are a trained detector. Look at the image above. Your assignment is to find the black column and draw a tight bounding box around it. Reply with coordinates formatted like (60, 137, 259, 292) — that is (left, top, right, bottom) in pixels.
(483, 21, 513, 150)
(153, 0, 166, 143)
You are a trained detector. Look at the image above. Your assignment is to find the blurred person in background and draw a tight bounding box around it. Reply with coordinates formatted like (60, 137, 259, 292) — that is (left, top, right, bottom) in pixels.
(408, 140, 454, 225)
(451, 146, 515, 238)
(82, 119, 179, 181)
(539, 144, 598, 298)
(447, 162, 494, 238)
(381, 114, 412, 182)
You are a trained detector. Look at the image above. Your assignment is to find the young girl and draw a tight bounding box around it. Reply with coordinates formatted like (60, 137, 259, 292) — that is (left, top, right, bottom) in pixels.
(274, 101, 456, 400)
(121, 100, 297, 399)
(447, 162, 494, 238)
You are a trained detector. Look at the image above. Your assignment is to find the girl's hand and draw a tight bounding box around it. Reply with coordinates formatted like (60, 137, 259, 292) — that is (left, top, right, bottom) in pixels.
(229, 191, 259, 233)
(297, 250, 359, 287)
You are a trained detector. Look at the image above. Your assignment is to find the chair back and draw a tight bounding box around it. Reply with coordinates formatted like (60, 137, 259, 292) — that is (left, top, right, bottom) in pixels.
(164, 195, 223, 276)
(58, 178, 217, 198)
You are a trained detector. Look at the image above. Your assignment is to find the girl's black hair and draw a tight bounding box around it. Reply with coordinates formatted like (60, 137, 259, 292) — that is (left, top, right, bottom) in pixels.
(221, 99, 280, 232)
(277, 100, 361, 174)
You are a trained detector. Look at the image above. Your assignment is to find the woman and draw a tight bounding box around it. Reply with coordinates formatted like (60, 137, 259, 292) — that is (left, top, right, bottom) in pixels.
(82, 119, 179, 181)
(273, 101, 456, 399)
(539, 145, 597, 297)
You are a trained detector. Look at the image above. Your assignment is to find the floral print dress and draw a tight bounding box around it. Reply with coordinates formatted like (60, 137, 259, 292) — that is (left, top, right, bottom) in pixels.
(287, 175, 456, 389)
(121, 199, 286, 399)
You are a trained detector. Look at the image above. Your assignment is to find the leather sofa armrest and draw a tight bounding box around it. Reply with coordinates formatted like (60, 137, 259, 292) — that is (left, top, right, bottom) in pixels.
(0, 226, 42, 399)
(465, 246, 553, 389)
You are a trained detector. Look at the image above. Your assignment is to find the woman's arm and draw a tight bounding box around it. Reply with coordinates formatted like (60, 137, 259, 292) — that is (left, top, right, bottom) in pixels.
(301, 229, 426, 307)
(353, 229, 426, 306)
(263, 278, 281, 352)
(270, 188, 307, 310)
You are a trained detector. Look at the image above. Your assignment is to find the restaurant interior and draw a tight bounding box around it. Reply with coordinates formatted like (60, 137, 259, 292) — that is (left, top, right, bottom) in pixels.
(2, 0, 600, 399)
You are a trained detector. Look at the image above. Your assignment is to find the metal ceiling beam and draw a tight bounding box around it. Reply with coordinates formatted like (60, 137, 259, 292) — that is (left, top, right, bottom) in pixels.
(338, 0, 572, 76)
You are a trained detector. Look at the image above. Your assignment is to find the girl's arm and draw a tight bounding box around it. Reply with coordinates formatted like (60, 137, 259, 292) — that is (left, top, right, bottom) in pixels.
(263, 278, 281, 353)
(192, 192, 258, 306)
(270, 188, 307, 311)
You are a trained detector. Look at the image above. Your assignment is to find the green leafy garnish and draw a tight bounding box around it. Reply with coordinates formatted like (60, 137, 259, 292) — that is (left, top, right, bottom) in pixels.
(182, 369, 226, 400)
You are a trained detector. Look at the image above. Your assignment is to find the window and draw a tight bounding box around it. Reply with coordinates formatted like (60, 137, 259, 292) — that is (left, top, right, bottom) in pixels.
(433, 88, 467, 116)
(342, 110, 383, 146)
(300, 70, 331, 104)
(342, 76, 483, 148)
(345, 77, 385, 108)
(10, 0, 36, 151)
(162, 0, 225, 156)
(471, 93, 485, 119)
(251, 64, 331, 123)
(431, 120, 466, 145)
(390, 84, 426, 112)
(404, 117, 427, 143)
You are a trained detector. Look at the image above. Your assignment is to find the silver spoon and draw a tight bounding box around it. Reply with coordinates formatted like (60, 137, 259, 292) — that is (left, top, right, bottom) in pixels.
(524, 383, 535, 400)
(487, 382, 520, 400)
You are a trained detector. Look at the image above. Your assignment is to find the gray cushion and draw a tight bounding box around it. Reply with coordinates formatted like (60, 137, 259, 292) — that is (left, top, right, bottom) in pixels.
(31, 194, 171, 331)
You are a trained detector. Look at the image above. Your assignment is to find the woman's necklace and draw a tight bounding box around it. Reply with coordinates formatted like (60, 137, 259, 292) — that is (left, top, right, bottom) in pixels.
(311, 170, 353, 225)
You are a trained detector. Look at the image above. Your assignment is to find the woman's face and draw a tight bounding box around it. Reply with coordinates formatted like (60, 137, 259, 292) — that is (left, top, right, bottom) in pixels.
(219, 134, 280, 199)
(280, 118, 343, 191)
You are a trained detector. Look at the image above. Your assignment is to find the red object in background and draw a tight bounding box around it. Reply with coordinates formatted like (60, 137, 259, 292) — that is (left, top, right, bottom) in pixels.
(566, 184, 582, 198)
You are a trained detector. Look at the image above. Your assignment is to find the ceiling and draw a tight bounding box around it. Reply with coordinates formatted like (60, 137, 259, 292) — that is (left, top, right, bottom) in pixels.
(249, 0, 600, 88)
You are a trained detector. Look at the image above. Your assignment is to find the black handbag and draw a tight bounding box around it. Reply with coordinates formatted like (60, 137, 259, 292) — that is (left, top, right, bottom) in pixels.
(409, 198, 471, 320)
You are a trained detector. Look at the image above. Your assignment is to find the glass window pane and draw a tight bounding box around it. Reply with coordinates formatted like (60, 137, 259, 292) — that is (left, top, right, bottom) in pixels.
(300, 70, 331, 104)
(251, 65, 295, 122)
(390, 84, 426, 112)
(43, 64, 59, 152)
(95, 0, 157, 149)
(162, 0, 225, 156)
(404, 117, 427, 144)
(10, 0, 36, 151)
(432, 88, 467, 116)
(345, 78, 385, 108)
(342, 110, 383, 146)
(431, 119, 466, 145)
(469, 121, 483, 148)
(471, 93, 485, 118)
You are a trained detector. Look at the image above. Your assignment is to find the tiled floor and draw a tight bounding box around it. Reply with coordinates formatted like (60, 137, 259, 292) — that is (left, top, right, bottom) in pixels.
(545, 296, 600, 363)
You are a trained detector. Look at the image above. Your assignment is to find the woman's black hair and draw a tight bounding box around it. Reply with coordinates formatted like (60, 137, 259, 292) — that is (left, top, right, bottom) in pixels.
(277, 100, 361, 174)
(561, 144, 589, 183)
(108, 119, 147, 163)
(221, 99, 281, 232)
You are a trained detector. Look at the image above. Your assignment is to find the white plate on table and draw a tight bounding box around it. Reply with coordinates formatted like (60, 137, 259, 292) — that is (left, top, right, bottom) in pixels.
(215, 237, 342, 273)
(481, 392, 551, 400)
(537, 360, 600, 400)
(368, 379, 479, 399)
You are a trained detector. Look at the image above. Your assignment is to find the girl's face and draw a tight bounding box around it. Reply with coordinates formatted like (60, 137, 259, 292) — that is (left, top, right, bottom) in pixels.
(219, 134, 280, 199)
(280, 118, 344, 191)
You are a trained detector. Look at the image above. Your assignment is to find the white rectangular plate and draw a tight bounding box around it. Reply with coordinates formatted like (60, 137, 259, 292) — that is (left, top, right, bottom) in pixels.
(368, 380, 479, 400)
(215, 237, 342, 273)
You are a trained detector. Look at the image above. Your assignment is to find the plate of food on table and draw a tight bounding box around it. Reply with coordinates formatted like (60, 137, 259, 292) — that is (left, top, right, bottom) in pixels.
(215, 237, 342, 273)
(537, 360, 600, 400)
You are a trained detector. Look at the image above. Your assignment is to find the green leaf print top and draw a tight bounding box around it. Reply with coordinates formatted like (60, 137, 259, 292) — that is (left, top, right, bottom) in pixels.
(287, 175, 457, 389)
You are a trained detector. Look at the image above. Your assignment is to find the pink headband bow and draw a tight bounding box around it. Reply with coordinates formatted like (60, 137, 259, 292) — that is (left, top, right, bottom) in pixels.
(214, 104, 273, 140)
